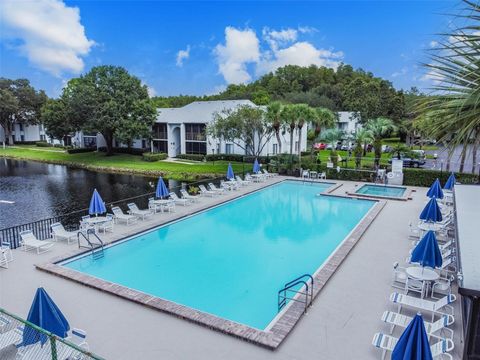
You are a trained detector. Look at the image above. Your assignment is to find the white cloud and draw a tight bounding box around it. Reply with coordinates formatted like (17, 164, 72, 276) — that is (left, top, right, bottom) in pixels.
(214, 27, 260, 84)
(147, 86, 157, 97)
(263, 27, 298, 49)
(0, 0, 95, 76)
(176, 45, 190, 67)
(429, 40, 438, 48)
(391, 67, 408, 78)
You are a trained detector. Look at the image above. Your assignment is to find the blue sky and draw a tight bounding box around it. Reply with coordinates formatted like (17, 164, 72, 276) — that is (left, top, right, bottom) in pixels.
(0, 0, 457, 97)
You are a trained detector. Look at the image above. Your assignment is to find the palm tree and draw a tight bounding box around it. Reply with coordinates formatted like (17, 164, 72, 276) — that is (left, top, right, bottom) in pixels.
(366, 117, 396, 167)
(311, 107, 336, 156)
(266, 101, 284, 154)
(416, 0, 480, 174)
(280, 104, 297, 156)
(293, 104, 316, 162)
(353, 128, 373, 169)
(320, 128, 343, 167)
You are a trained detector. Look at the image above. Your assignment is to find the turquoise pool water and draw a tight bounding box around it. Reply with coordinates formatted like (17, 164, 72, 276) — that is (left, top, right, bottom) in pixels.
(63, 181, 375, 329)
(356, 184, 406, 198)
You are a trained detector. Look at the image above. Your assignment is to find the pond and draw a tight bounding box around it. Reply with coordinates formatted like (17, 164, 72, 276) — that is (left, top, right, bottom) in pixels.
(0, 159, 187, 229)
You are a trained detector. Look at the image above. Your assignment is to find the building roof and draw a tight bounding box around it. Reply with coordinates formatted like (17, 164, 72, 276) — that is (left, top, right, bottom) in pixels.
(156, 100, 257, 124)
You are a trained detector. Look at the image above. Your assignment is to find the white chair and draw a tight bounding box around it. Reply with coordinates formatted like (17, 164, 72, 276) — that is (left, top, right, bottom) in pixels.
(235, 175, 250, 186)
(127, 203, 153, 220)
(405, 275, 427, 298)
(97, 214, 114, 233)
(79, 215, 95, 234)
(0, 242, 13, 269)
(148, 197, 163, 213)
(319, 172, 326, 180)
(51, 222, 78, 244)
(180, 189, 200, 203)
(302, 170, 310, 179)
(208, 183, 225, 195)
(390, 292, 456, 321)
(111, 207, 137, 225)
(66, 328, 89, 351)
(263, 169, 277, 177)
(391, 262, 408, 290)
(199, 184, 216, 197)
(19, 230, 54, 255)
(381, 311, 454, 340)
(431, 274, 455, 299)
(169, 192, 190, 206)
(372, 332, 454, 360)
(220, 180, 237, 191)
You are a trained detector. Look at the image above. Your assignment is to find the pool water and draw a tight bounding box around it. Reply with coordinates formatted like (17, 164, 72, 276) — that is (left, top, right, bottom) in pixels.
(63, 181, 375, 329)
(356, 184, 406, 198)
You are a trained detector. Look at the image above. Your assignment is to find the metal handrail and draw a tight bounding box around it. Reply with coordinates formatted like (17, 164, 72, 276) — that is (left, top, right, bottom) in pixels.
(77, 230, 104, 259)
(278, 274, 314, 313)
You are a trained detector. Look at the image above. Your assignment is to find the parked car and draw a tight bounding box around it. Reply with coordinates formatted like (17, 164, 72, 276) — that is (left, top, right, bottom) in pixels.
(388, 156, 426, 168)
(314, 143, 326, 150)
(411, 149, 426, 159)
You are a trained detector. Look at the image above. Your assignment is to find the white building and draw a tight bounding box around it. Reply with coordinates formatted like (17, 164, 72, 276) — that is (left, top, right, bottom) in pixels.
(0, 123, 46, 143)
(336, 111, 361, 136)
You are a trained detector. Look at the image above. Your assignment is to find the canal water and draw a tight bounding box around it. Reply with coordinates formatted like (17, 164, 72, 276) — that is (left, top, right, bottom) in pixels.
(0, 159, 185, 229)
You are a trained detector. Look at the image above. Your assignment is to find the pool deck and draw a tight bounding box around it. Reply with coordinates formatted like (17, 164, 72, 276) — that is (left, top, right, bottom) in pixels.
(0, 178, 464, 359)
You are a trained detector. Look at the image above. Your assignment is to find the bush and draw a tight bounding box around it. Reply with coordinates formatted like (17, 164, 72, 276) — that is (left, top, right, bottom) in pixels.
(67, 148, 96, 154)
(53, 144, 65, 148)
(35, 141, 51, 147)
(97, 147, 146, 156)
(403, 168, 478, 187)
(13, 141, 38, 145)
(142, 152, 167, 162)
(176, 154, 205, 161)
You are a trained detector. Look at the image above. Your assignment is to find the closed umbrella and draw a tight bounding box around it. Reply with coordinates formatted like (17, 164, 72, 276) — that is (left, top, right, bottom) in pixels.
(226, 163, 235, 180)
(426, 178, 444, 199)
(88, 189, 106, 216)
(392, 314, 433, 360)
(410, 230, 443, 269)
(22, 288, 70, 346)
(156, 177, 169, 199)
(444, 173, 455, 191)
(419, 197, 442, 223)
(253, 158, 260, 174)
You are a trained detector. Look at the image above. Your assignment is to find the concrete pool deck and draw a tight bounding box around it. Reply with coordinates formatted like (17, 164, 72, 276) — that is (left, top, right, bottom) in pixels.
(0, 178, 464, 359)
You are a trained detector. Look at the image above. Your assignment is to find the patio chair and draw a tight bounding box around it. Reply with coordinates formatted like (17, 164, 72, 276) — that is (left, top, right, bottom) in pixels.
(79, 215, 95, 233)
(235, 175, 250, 186)
(66, 328, 89, 351)
(390, 292, 456, 321)
(199, 185, 216, 197)
(169, 192, 190, 206)
(111, 206, 137, 225)
(431, 274, 455, 299)
(180, 189, 200, 203)
(127, 203, 153, 220)
(319, 172, 326, 180)
(220, 180, 237, 191)
(372, 332, 453, 360)
(381, 311, 454, 340)
(97, 214, 114, 233)
(19, 230, 54, 255)
(51, 222, 78, 244)
(391, 262, 408, 290)
(208, 183, 225, 195)
(0, 242, 13, 269)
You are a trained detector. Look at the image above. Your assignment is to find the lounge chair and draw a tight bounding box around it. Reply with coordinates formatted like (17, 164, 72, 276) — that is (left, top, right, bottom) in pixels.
(19, 230, 54, 255)
(66, 328, 89, 351)
(0, 242, 13, 269)
(170, 192, 190, 206)
(372, 332, 453, 360)
(0, 326, 23, 350)
(208, 183, 225, 194)
(381, 311, 454, 340)
(127, 203, 153, 220)
(199, 185, 216, 197)
(180, 189, 200, 203)
(390, 292, 456, 321)
(263, 169, 278, 177)
(51, 222, 78, 244)
(111, 206, 137, 225)
(235, 175, 250, 186)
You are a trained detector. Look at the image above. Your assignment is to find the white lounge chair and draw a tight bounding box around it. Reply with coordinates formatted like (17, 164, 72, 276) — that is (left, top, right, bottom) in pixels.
(66, 328, 89, 351)
(180, 189, 200, 203)
(19, 230, 54, 255)
(0, 242, 13, 269)
(0, 326, 23, 350)
(111, 206, 137, 225)
(169, 192, 190, 206)
(372, 332, 453, 360)
(208, 183, 225, 195)
(51, 222, 78, 244)
(381, 311, 454, 340)
(235, 175, 250, 186)
(127, 203, 153, 220)
(263, 169, 277, 177)
(390, 292, 456, 321)
(199, 184, 216, 197)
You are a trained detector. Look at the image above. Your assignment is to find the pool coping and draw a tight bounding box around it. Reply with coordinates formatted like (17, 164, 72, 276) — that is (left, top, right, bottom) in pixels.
(346, 182, 413, 201)
(36, 179, 386, 350)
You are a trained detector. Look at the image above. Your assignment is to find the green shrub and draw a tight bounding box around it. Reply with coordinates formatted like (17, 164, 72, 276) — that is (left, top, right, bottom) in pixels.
(142, 152, 167, 162)
(176, 154, 205, 161)
(53, 144, 65, 148)
(403, 168, 478, 187)
(97, 147, 146, 156)
(13, 141, 38, 145)
(67, 148, 96, 154)
(35, 141, 51, 147)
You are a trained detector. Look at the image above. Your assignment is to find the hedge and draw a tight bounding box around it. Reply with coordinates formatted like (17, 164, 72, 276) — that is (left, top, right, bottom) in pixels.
(97, 147, 146, 156)
(35, 141, 51, 147)
(12, 141, 38, 145)
(176, 154, 205, 161)
(67, 148, 96, 154)
(403, 168, 478, 187)
(142, 152, 167, 162)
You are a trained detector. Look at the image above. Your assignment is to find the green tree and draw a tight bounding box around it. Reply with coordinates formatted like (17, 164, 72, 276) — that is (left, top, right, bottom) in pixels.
(353, 128, 373, 168)
(320, 128, 343, 167)
(40, 99, 74, 144)
(0, 78, 47, 144)
(293, 104, 316, 161)
(366, 117, 396, 166)
(207, 105, 272, 156)
(265, 101, 284, 154)
(62, 66, 157, 155)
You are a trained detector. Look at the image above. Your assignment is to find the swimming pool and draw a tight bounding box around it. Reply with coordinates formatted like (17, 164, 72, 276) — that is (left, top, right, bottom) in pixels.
(62, 181, 375, 330)
(355, 184, 406, 198)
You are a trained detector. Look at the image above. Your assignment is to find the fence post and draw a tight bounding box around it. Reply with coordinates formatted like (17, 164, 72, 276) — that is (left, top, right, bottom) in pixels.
(49, 334, 58, 360)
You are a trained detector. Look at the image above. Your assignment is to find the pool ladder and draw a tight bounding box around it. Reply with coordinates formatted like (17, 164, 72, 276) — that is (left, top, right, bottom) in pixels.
(277, 274, 314, 314)
(77, 229, 105, 260)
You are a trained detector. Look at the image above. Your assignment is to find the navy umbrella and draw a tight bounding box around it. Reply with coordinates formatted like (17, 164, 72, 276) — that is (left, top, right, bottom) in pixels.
(392, 314, 433, 360)
(22, 288, 70, 346)
(419, 197, 442, 223)
(88, 189, 106, 216)
(444, 173, 455, 191)
(156, 177, 169, 199)
(411, 230, 443, 268)
(253, 158, 260, 174)
(226, 163, 235, 180)
(426, 178, 444, 199)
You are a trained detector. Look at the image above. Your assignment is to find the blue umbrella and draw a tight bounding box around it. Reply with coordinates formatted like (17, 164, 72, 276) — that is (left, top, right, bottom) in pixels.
(411, 230, 443, 268)
(426, 178, 444, 199)
(419, 197, 442, 223)
(156, 177, 169, 199)
(89, 188, 106, 215)
(392, 314, 433, 360)
(444, 173, 455, 190)
(253, 158, 260, 174)
(22, 288, 70, 346)
(226, 163, 235, 180)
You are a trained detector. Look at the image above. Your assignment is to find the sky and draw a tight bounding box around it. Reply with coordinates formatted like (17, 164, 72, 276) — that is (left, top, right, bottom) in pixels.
(0, 0, 459, 98)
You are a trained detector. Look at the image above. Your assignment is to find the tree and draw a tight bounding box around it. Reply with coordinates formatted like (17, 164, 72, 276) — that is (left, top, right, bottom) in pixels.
(280, 104, 298, 156)
(320, 128, 343, 167)
(293, 104, 316, 162)
(62, 66, 157, 155)
(366, 117, 396, 166)
(312, 107, 335, 143)
(207, 105, 272, 156)
(40, 99, 73, 144)
(353, 128, 373, 169)
(0, 78, 47, 144)
(265, 101, 284, 154)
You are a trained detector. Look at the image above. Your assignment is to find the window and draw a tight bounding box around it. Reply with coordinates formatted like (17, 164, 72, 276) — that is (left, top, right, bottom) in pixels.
(40, 135, 46, 141)
(19, 123, 24, 131)
(185, 123, 206, 155)
(152, 140, 167, 153)
(83, 136, 96, 148)
(185, 141, 206, 154)
(225, 144, 233, 154)
(152, 123, 167, 140)
(141, 140, 146, 149)
(20, 135, 25, 142)
(295, 141, 299, 152)
(272, 144, 278, 155)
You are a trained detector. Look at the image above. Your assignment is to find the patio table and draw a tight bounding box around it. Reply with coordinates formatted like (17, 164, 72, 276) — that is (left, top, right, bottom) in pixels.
(406, 266, 440, 298)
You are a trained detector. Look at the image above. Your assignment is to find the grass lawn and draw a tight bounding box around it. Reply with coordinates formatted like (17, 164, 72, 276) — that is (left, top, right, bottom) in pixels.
(0, 146, 251, 180)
